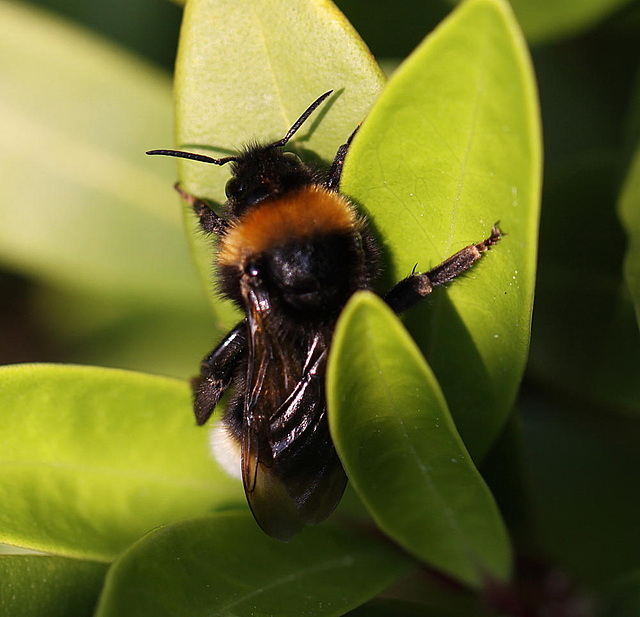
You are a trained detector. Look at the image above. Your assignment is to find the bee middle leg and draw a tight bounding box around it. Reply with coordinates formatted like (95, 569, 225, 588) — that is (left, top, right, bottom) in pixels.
(383, 224, 503, 314)
(174, 183, 227, 235)
(192, 320, 247, 425)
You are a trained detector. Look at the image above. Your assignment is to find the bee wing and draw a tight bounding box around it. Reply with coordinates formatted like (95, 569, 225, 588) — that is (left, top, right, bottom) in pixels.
(241, 310, 346, 541)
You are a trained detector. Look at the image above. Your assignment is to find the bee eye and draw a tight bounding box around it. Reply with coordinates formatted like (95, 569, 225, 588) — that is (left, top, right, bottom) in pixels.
(225, 177, 244, 199)
(244, 261, 260, 278)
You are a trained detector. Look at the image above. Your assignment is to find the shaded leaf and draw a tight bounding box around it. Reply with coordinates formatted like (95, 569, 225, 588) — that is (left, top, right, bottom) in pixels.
(94, 512, 410, 617)
(342, 0, 541, 459)
(0, 555, 107, 617)
(0, 364, 243, 561)
(327, 292, 512, 588)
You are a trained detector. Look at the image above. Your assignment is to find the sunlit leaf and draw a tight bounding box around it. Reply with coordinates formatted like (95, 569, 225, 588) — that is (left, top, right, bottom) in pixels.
(0, 364, 243, 561)
(328, 292, 512, 588)
(342, 0, 541, 458)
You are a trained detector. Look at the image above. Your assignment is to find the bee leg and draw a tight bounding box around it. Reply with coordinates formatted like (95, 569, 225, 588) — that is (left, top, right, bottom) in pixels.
(383, 223, 503, 314)
(174, 183, 227, 235)
(325, 125, 361, 191)
(192, 320, 247, 425)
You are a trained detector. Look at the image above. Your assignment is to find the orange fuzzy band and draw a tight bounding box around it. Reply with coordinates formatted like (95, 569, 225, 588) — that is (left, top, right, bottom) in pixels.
(218, 185, 359, 267)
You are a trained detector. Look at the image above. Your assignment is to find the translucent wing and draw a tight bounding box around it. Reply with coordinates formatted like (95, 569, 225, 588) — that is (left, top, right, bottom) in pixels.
(241, 287, 346, 541)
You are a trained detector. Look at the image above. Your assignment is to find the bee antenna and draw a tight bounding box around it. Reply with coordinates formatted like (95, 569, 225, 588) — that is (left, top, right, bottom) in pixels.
(268, 90, 333, 150)
(146, 149, 238, 166)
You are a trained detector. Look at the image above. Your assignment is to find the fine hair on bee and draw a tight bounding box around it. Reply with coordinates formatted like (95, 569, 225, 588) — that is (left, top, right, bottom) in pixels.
(147, 90, 503, 541)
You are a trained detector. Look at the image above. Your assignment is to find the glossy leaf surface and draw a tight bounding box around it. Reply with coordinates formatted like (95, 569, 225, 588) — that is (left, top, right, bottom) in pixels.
(328, 292, 512, 588)
(0, 364, 243, 561)
(342, 0, 541, 458)
(94, 512, 410, 617)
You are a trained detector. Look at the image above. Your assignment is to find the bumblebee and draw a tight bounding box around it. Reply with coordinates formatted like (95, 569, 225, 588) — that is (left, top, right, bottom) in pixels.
(148, 91, 502, 541)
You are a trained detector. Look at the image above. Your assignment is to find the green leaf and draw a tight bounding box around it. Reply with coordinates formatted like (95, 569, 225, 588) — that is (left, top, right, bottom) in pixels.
(619, 144, 640, 330)
(0, 555, 107, 617)
(0, 364, 243, 561)
(174, 0, 385, 325)
(94, 512, 410, 617)
(0, 1, 202, 309)
(342, 0, 541, 459)
(327, 292, 512, 588)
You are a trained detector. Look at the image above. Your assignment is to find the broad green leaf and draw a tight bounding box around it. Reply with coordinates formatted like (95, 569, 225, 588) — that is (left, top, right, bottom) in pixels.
(173, 0, 385, 325)
(94, 512, 410, 617)
(0, 555, 107, 617)
(446, 0, 634, 44)
(342, 0, 541, 459)
(619, 144, 640, 330)
(327, 292, 512, 588)
(0, 1, 202, 309)
(0, 364, 243, 561)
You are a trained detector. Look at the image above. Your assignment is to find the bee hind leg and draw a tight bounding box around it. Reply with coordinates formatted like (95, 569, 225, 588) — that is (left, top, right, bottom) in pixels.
(383, 223, 503, 314)
(192, 320, 247, 425)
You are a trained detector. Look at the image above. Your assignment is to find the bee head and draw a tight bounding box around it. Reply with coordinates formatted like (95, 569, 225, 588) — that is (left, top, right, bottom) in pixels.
(223, 148, 314, 214)
(146, 90, 333, 214)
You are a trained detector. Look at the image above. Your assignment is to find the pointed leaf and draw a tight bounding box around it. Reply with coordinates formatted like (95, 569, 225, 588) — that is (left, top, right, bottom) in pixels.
(342, 0, 542, 459)
(173, 0, 385, 325)
(0, 364, 243, 561)
(327, 292, 512, 588)
(0, 555, 107, 617)
(94, 512, 410, 617)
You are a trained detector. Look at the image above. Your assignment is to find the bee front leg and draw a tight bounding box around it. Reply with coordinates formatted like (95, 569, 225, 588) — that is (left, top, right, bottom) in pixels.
(192, 320, 247, 425)
(384, 224, 503, 314)
(325, 125, 360, 191)
(174, 183, 227, 235)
